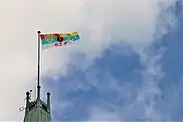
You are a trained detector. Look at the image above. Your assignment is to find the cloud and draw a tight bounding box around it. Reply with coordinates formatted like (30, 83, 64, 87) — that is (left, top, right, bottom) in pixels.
(0, 0, 179, 121)
(125, 48, 166, 120)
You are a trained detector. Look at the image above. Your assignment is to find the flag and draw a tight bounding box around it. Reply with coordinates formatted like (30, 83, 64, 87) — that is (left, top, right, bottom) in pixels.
(40, 32, 80, 49)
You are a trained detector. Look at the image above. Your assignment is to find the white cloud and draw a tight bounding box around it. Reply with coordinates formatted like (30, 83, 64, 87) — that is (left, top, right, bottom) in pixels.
(129, 50, 165, 120)
(0, 0, 178, 120)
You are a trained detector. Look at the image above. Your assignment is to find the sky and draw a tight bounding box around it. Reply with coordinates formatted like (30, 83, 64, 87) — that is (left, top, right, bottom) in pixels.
(0, 0, 183, 121)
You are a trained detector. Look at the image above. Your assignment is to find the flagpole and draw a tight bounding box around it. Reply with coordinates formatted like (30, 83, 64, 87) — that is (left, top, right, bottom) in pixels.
(37, 30, 41, 100)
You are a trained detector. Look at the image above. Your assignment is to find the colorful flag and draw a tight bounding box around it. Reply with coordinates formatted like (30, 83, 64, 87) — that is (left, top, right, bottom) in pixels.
(40, 32, 80, 49)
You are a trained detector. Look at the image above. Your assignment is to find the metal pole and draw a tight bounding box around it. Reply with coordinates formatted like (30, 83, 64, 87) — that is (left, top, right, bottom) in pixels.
(37, 31, 41, 100)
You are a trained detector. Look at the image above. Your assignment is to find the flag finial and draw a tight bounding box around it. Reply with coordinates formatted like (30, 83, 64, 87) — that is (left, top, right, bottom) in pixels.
(37, 31, 41, 34)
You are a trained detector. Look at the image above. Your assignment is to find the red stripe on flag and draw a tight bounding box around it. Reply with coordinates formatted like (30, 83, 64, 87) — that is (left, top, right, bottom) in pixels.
(40, 34, 45, 40)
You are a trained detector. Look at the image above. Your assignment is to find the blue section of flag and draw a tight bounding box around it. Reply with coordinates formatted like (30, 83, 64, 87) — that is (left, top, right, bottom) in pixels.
(41, 37, 57, 45)
(64, 35, 80, 41)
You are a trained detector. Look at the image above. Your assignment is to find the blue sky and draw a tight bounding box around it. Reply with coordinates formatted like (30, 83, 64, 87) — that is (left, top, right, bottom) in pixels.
(40, 1, 183, 121)
(1, 0, 183, 121)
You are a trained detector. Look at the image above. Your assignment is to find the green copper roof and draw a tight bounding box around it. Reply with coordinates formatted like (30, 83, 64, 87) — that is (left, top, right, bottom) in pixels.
(23, 92, 51, 122)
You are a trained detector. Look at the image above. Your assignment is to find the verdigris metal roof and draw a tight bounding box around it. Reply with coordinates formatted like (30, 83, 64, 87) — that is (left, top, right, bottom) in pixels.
(24, 100, 51, 122)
